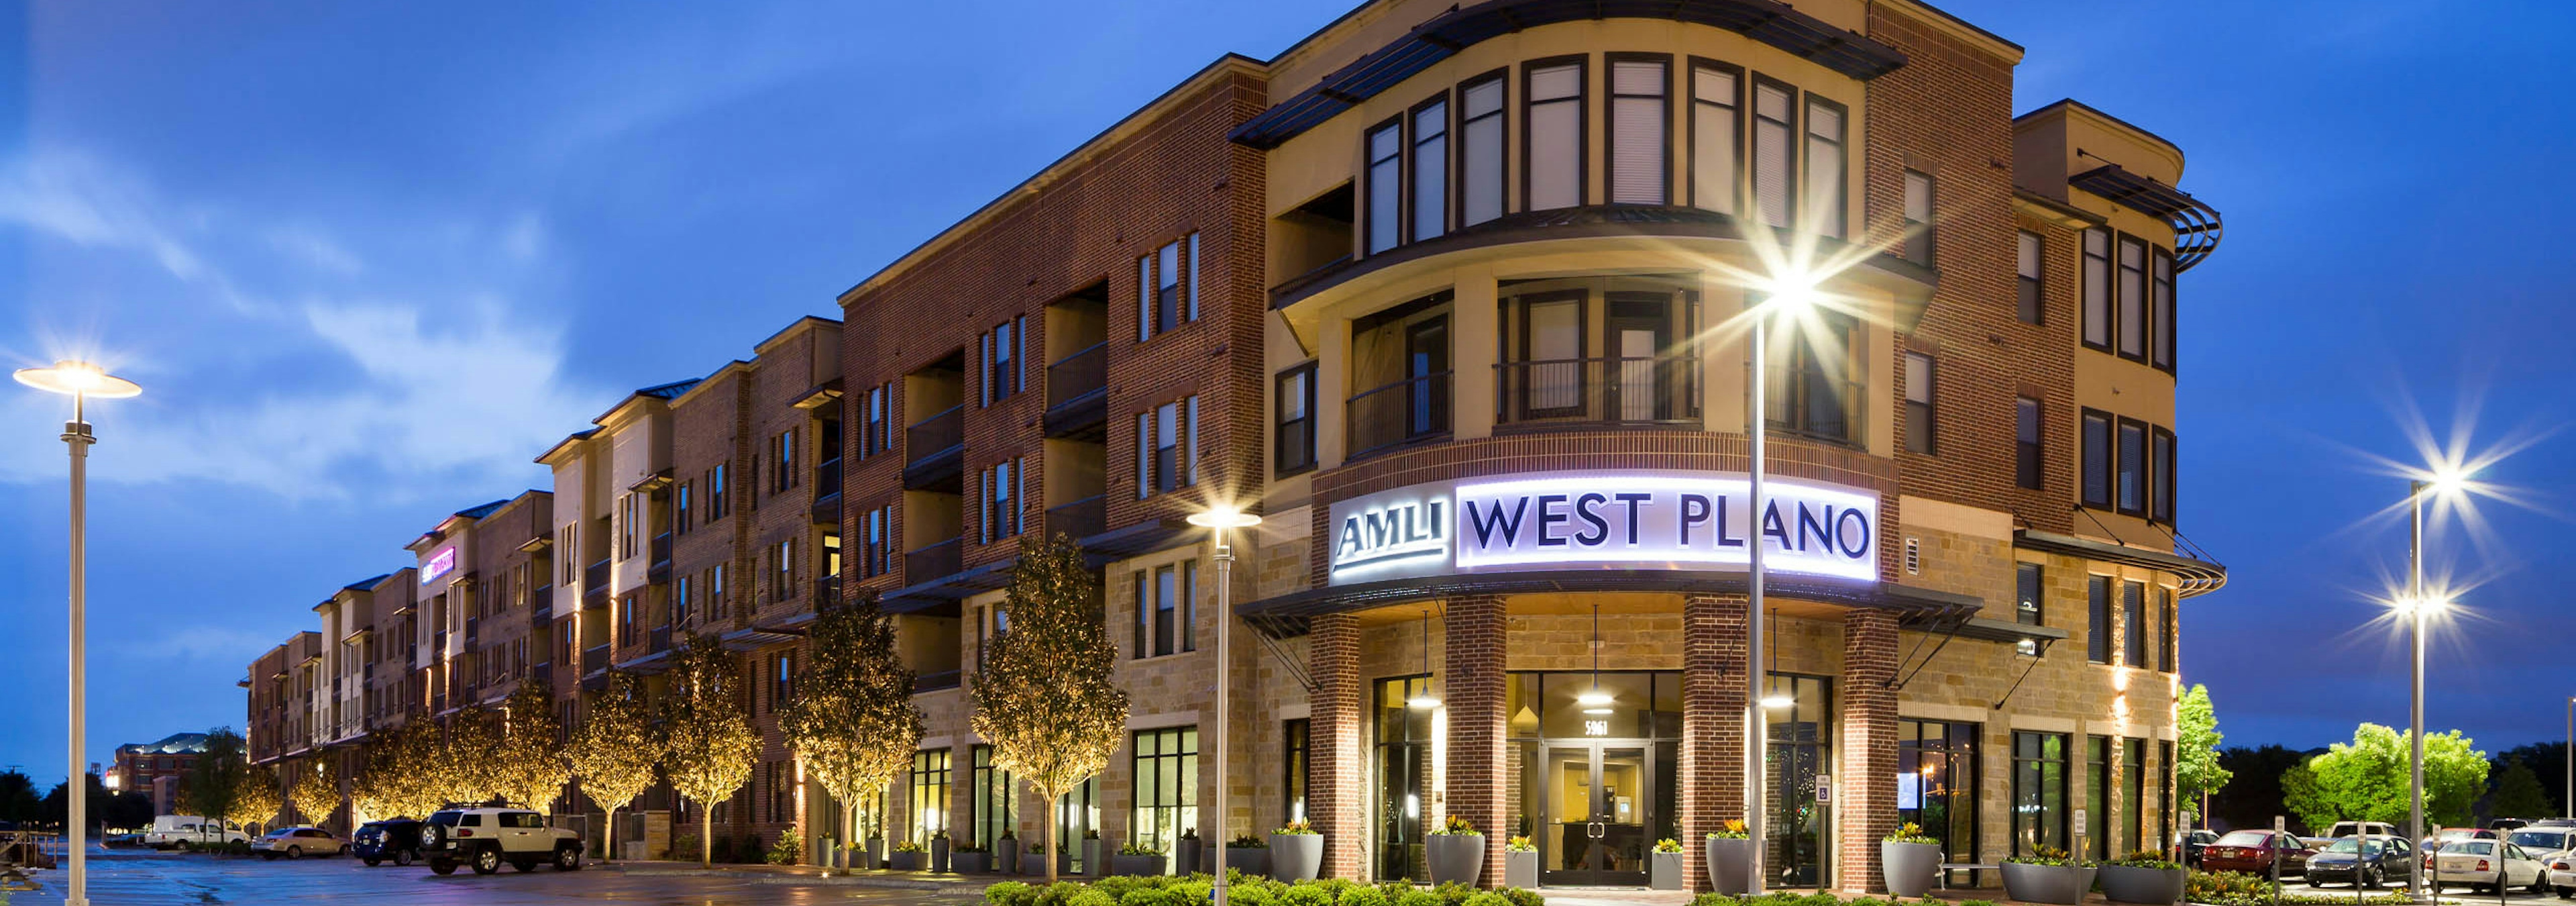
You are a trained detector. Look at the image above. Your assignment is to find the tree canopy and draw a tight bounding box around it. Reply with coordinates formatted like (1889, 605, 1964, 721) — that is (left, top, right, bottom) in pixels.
(2175, 684, 2231, 820)
(568, 670, 657, 860)
(2489, 758, 2554, 820)
(176, 727, 249, 824)
(230, 763, 282, 832)
(661, 633, 758, 867)
(2284, 723, 2487, 831)
(494, 681, 567, 811)
(781, 588, 923, 856)
(352, 717, 444, 821)
(287, 756, 339, 827)
(972, 532, 1127, 884)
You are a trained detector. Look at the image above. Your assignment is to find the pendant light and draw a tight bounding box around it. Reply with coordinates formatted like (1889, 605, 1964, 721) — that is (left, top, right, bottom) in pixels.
(1405, 607, 1442, 709)
(1578, 603, 1613, 713)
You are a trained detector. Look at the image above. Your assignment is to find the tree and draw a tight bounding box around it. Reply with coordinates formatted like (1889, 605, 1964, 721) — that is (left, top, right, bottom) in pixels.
(494, 682, 567, 812)
(2214, 744, 2314, 832)
(972, 532, 1128, 885)
(569, 670, 656, 862)
(178, 727, 249, 825)
(288, 756, 341, 829)
(2495, 742, 2569, 819)
(230, 764, 282, 834)
(2285, 723, 2489, 830)
(0, 769, 41, 824)
(353, 717, 444, 821)
(660, 634, 757, 867)
(2175, 684, 2232, 823)
(782, 589, 924, 864)
(428, 704, 506, 807)
(2490, 758, 2553, 820)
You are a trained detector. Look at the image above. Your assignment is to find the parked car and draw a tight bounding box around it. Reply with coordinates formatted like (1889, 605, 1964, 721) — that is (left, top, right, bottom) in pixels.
(143, 815, 248, 849)
(2492, 819, 2534, 833)
(2545, 850, 2576, 899)
(2430, 827, 2501, 848)
(2534, 819, 2576, 829)
(2174, 828, 2221, 866)
(2202, 829, 2316, 876)
(258, 826, 348, 860)
(2513, 827, 2576, 862)
(354, 818, 425, 867)
(2426, 839, 2549, 895)
(419, 806, 583, 875)
(2308, 836, 2416, 889)
(2329, 821, 2401, 839)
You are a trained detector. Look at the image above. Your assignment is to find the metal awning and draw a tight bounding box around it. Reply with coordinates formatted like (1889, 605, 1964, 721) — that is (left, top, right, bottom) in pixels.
(720, 624, 806, 652)
(1232, 0, 1907, 150)
(2012, 528, 2226, 598)
(1236, 570, 1980, 639)
(2068, 164, 2223, 272)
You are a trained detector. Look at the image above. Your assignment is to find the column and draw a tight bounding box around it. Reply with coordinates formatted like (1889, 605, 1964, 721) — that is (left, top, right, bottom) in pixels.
(1837, 609, 1899, 893)
(1444, 595, 1506, 887)
(1309, 613, 1366, 879)
(1450, 268, 1498, 441)
(1680, 594, 1748, 892)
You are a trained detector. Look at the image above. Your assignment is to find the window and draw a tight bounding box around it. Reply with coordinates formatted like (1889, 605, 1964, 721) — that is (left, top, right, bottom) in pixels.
(2017, 397, 2044, 489)
(1134, 397, 1198, 497)
(985, 317, 1023, 405)
(863, 505, 892, 578)
(1752, 79, 1794, 228)
(1900, 721, 1981, 884)
(1903, 170, 1935, 264)
(1803, 95, 1845, 237)
(971, 745, 1013, 851)
(709, 562, 727, 620)
(2086, 575, 2112, 664)
(674, 481, 692, 535)
(1607, 56, 1668, 205)
(1366, 117, 1403, 254)
(772, 651, 796, 713)
(1132, 560, 1197, 659)
(1903, 352, 1935, 454)
(981, 457, 1025, 542)
(2158, 587, 2177, 672)
(2081, 228, 2111, 350)
(1523, 59, 1584, 211)
(2086, 735, 2111, 860)
(1283, 719, 1311, 824)
(774, 537, 796, 601)
(773, 427, 799, 494)
(674, 573, 692, 627)
(619, 594, 637, 647)
(2017, 231, 2043, 324)
(2159, 740, 2176, 854)
(1688, 62, 1739, 214)
(862, 383, 892, 458)
(707, 463, 729, 519)
(1130, 727, 1200, 860)
(2151, 248, 2176, 371)
(2118, 236, 2147, 360)
(2117, 418, 2147, 515)
(2080, 409, 2112, 508)
(1764, 304, 1856, 444)
(2123, 580, 2147, 667)
(618, 493, 640, 559)
(1136, 235, 1198, 339)
(1276, 363, 1317, 476)
(1411, 95, 1448, 242)
(2016, 562, 2043, 627)
(1459, 74, 1505, 227)
(2153, 427, 2176, 524)
(910, 749, 951, 846)
(2124, 737, 2147, 854)
(2012, 731, 2069, 858)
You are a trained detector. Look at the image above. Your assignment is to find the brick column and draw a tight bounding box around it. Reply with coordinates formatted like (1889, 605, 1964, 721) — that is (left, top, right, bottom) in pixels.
(1680, 594, 1749, 892)
(1309, 613, 1366, 879)
(1444, 595, 1507, 887)
(1837, 609, 1899, 893)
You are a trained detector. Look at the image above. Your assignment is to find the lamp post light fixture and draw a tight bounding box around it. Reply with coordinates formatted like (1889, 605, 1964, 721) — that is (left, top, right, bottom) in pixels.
(2401, 468, 2468, 905)
(1743, 279, 1819, 895)
(1185, 505, 1260, 906)
(13, 359, 142, 906)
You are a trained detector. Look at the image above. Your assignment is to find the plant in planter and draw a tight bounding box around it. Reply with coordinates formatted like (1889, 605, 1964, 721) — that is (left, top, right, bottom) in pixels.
(1227, 834, 1273, 879)
(996, 829, 1020, 874)
(890, 840, 927, 872)
(1505, 836, 1539, 890)
(2099, 852, 2188, 905)
(931, 830, 953, 874)
(1705, 820, 1753, 895)
(1650, 838, 1686, 891)
(2000, 845, 2098, 905)
(953, 842, 991, 874)
(1272, 820, 1324, 882)
(1112, 841, 1171, 876)
(1177, 827, 1203, 875)
(1880, 821, 1943, 897)
(1425, 815, 1487, 887)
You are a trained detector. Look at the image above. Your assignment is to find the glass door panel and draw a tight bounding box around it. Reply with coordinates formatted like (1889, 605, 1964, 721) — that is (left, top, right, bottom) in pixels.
(1540, 742, 1656, 887)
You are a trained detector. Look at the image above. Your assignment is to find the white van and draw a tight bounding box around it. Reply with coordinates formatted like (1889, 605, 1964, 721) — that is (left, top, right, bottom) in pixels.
(144, 815, 248, 848)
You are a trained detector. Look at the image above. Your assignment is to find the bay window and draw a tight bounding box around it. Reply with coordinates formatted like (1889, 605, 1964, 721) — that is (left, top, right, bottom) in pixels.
(1411, 96, 1448, 242)
(1607, 56, 1668, 205)
(1803, 95, 1845, 237)
(1688, 62, 1739, 214)
(1459, 75, 1505, 227)
(1524, 59, 1585, 211)
(1752, 78, 1793, 228)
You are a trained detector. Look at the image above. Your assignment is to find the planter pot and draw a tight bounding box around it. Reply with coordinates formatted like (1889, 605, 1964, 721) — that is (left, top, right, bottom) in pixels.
(1082, 840, 1102, 876)
(954, 851, 991, 874)
(2000, 862, 2096, 905)
(888, 851, 925, 871)
(863, 836, 884, 870)
(1507, 850, 1538, 889)
(1112, 854, 1171, 876)
(931, 838, 951, 873)
(996, 840, 1020, 874)
(1706, 838, 1753, 895)
(1426, 834, 1486, 887)
(2099, 864, 2187, 905)
(1030, 850, 1054, 876)
(1651, 851, 1685, 890)
(1881, 840, 1943, 897)
(1178, 838, 1203, 874)
(1225, 846, 1271, 878)
(1271, 834, 1324, 882)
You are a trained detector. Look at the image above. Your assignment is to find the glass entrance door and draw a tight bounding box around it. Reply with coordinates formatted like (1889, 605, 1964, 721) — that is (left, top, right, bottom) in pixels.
(1541, 742, 1652, 887)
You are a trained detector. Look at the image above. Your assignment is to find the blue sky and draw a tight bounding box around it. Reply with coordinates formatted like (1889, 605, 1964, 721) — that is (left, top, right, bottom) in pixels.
(1, 0, 2569, 782)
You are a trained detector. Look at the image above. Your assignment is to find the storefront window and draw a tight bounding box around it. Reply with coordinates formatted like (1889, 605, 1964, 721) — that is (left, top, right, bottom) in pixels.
(1284, 719, 1311, 825)
(1499, 671, 1683, 887)
(1898, 720, 1980, 886)
(1764, 674, 1833, 888)
(1056, 777, 1099, 874)
(910, 750, 950, 847)
(1376, 676, 1434, 880)
(1132, 727, 1199, 867)
(2013, 731, 2070, 857)
(972, 745, 1013, 852)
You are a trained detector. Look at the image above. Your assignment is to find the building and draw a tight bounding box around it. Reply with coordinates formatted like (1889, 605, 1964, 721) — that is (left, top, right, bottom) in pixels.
(239, 0, 2229, 890)
(107, 733, 208, 816)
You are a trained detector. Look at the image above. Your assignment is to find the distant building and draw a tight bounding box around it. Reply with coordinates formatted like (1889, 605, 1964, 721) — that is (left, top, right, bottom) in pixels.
(109, 732, 209, 815)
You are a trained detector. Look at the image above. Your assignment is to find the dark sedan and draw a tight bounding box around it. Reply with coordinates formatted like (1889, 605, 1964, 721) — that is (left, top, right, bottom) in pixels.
(352, 818, 423, 867)
(2202, 829, 2316, 876)
(2174, 829, 2220, 866)
(2308, 837, 2416, 888)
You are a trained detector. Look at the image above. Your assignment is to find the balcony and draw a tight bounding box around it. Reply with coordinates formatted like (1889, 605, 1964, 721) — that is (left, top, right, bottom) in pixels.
(811, 457, 843, 525)
(1043, 495, 1106, 542)
(914, 670, 963, 693)
(532, 662, 552, 689)
(1042, 342, 1109, 438)
(815, 574, 841, 610)
(463, 617, 479, 644)
(531, 584, 552, 622)
(1759, 362, 1866, 448)
(1346, 371, 1452, 459)
(1494, 354, 1700, 432)
(583, 558, 610, 609)
(905, 538, 962, 585)
(903, 405, 965, 491)
(648, 625, 672, 655)
(649, 532, 674, 585)
(583, 644, 608, 676)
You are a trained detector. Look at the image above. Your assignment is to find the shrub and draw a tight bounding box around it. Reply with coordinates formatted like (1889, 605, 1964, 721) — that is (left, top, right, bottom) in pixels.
(1432, 815, 1478, 836)
(1279, 883, 1334, 906)
(1067, 892, 1116, 906)
(1230, 835, 1267, 848)
(1707, 819, 1749, 840)
(1275, 820, 1318, 835)
(1499, 887, 1544, 906)
(1230, 883, 1277, 906)
(1341, 886, 1391, 906)
(1654, 838, 1683, 854)
(1462, 893, 1512, 906)
(985, 880, 1034, 906)
(1118, 841, 1165, 856)
(2108, 851, 2180, 870)
(1432, 881, 1477, 906)
(1394, 887, 1442, 906)
(1884, 822, 1939, 845)
(1118, 888, 1180, 906)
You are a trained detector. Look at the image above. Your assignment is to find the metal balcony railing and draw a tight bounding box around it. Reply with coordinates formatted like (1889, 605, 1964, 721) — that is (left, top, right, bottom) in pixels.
(1046, 342, 1108, 409)
(814, 457, 842, 500)
(914, 670, 963, 693)
(905, 538, 962, 584)
(906, 405, 965, 466)
(1494, 354, 1701, 430)
(583, 644, 608, 674)
(1044, 495, 1106, 542)
(651, 532, 672, 567)
(1346, 370, 1452, 458)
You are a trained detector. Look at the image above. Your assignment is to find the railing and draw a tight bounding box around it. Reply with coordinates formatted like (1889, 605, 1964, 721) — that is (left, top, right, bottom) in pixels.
(584, 559, 610, 597)
(914, 670, 963, 693)
(532, 662, 552, 687)
(815, 574, 841, 609)
(583, 645, 608, 674)
(1345, 370, 1452, 458)
(906, 404, 965, 465)
(1046, 342, 1108, 409)
(905, 538, 962, 584)
(1494, 354, 1701, 430)
(648, 626, 672, 654)
(651, 532, 672, 567)
(1044, 495, 1106, 541)
(814, 456, 843, 500)
(1757, 365, 1866, 448)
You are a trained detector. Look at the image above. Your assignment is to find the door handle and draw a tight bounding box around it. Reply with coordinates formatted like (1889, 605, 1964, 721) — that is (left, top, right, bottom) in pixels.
(1587, 822, 1606, 840)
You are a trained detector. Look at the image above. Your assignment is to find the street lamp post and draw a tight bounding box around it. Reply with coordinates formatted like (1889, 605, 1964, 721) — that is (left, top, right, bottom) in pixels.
(14, 359, 142, 906)
(1187, 506, 1261, 906)
(1743, 288, 1809, 896)
(2407, 479, 2426, 905)
(2564, 697, 2573, 821)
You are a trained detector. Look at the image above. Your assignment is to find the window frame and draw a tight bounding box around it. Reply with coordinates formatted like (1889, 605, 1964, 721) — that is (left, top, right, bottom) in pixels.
(2151, 246, 2176, 373)
(2015, 396, 2044, 490)
(1519, 55, 1589, 213)
(2080, 228, 2112, 351)
(2116, 234, 2149, 362)
(2122, 579, 2147, 667)
(2086, 574, 2112, 664)
(1275, 361, 1318, 477)
(1364, 112, 1406, 256)
(2116, 415, 2149, 517)
(2015, 562, 2044, 628)
(2017, 230, 2044, 324)
(1603, 52, 1673, 206)
(1801, 92, 1847, 238)
(1902, 351, 1935, 455)
(1407, 91, 1450, 243)
(2079, 407, 2113, 509)
(1454, 68, 1509, 228)
(1685, 56, 1743, 215)
(2151, 425, 2177, 525)
(1749, 74, 1798, 229)
(1902, 168, 1935, 265)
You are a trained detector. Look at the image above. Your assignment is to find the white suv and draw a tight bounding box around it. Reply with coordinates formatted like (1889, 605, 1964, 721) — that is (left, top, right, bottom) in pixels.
(419, 807, 584, 875)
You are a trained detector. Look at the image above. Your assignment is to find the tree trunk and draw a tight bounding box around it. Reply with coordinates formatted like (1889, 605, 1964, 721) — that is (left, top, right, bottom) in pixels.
(604, 805, 618, 862)
(1041, 783, 1058, 885)
(702, 806, 713, 867)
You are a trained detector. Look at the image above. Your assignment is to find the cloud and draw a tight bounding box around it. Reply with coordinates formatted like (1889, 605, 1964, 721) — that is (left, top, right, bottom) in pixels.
(0, 151, 209, 283)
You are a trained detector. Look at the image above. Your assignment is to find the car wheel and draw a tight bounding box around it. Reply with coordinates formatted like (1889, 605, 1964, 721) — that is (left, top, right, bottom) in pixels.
(554, 847, 581, 871)
(429, 858, 458, 875)
(393, 848, 413, 867)
(2359, 869, 2377, 889)
(287, 846, 302, 860)
(2555, 885, 2572, 899)
(363, 857, 380, 867)
(337, 845, 349, 856)
(2533, 875, 2552, 895)
(472, 846, 501, 874)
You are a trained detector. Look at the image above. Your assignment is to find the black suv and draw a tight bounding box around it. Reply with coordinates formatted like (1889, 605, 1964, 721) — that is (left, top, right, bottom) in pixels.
(354, 818, 424, 866)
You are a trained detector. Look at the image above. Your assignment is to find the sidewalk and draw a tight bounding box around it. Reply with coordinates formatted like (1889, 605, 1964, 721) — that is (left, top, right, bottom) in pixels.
(602, 859, 995, 895)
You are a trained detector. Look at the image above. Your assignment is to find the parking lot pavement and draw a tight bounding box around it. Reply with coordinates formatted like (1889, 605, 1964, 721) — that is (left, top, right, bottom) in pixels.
(2277, 879, 2569, 903)
(3, 849, 981, 905)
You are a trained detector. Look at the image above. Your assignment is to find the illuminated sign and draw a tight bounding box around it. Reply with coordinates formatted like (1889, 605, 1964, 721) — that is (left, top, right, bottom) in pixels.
(421, 546, 458, 584)
(1327, 470, 1880, 585)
